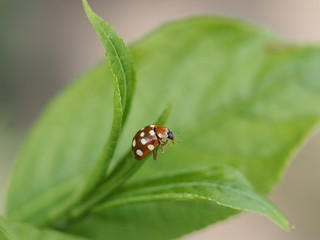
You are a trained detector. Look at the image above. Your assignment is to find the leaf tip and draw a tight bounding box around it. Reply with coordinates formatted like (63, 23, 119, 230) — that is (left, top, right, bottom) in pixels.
(82, 0, 92, 17)
(271, 213, 292, 232)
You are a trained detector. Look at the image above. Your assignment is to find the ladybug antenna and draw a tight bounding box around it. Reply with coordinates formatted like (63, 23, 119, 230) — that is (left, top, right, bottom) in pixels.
(171, 131, 180, 144)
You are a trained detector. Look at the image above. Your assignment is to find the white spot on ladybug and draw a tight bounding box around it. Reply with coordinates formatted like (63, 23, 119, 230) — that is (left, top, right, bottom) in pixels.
(148, 144, 155, 150)
(141, 139, 147, 145)
(140, 132, 145, 137)
(150, 125, 155, 128)
(132, 139, 136, 147)
(158, 133, 166, 138)
(136, 149, 143, 156)
(149, 130, 155, 136)
(141, 127, 145, 130)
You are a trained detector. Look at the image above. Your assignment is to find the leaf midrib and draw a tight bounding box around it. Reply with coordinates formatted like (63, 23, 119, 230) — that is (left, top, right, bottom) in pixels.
(95, 19, 127, 107)
(97, 181, 280, 218)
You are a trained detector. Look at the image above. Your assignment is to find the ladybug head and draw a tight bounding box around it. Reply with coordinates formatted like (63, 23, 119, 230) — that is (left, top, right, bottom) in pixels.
(167, 130, 174, 140)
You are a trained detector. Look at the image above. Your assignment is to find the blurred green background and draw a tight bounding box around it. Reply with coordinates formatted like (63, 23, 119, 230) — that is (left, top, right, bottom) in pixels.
(1, 0, 319, 239)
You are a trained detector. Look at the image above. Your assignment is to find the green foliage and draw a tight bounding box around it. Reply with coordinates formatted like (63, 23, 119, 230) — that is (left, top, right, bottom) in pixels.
(0, 217, 13, 240)
(77, 0, 136, 209)
(0, 217, 88, 240)
(3, 0, 320, 239)
(95, 165, 289, 229)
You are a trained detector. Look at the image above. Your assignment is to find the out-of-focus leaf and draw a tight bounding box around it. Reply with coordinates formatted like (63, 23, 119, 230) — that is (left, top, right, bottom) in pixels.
(5, 0, 137, 226)
(6, 65, 114, 225)
(0, 217, 13, 240)
(4, 219, 88, 240)
(2, 216, 87, 240)
(122, 18, 320, 194)
(68, 202, 236, 240)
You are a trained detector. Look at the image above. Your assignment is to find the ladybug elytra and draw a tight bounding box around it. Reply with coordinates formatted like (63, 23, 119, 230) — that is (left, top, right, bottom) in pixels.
(132, 124, 174, 160)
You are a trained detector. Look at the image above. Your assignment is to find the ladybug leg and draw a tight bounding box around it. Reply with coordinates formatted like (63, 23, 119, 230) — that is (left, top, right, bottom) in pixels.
(162, 139, 171, 148)
(159, 139, 168, 146)
(162, 139, 169, 146)
(153, 147, 158, 160)
(158, 143, 164, 153)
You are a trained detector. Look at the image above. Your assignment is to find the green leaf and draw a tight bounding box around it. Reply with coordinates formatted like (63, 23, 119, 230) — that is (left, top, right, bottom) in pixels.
(69, 202, 237, 240)
(95, 165, 289, 230)
(0, 217, 13, 240)
(66, 166, 289, 239)
(2, 218, 88, 240)
(6, 13, 320, 240)
(123, 17, 320, 194)
(6, 0, 135, 226)
(80, 0, 135, 197)
(6, 64, 114, 224)
(67, 17, 319, 239)
(46, 0, 137, 226)
(82, 0, 135, 121)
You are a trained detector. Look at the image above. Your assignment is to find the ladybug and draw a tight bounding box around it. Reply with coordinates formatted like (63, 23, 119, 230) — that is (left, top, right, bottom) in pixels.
(132, 124, 174, 160)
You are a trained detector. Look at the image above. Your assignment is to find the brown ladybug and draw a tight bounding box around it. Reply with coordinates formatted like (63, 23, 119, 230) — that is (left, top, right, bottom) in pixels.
(132, 124, 174, 160)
